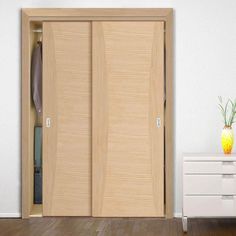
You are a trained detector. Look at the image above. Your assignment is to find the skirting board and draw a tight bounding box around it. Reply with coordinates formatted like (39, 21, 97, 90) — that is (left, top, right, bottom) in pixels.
(174, 212, 182, 218)
(0, 212, 180, 218)
(0, 213, 21, 218)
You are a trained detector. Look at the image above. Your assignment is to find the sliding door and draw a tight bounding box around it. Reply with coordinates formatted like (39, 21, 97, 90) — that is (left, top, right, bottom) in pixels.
(92, 22, 165, 216)
(43, 22, 92, 216)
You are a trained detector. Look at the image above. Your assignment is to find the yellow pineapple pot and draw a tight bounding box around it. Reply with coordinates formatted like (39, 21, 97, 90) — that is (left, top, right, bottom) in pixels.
(221, 126, 234, 154)
(218, 97, 236, 155)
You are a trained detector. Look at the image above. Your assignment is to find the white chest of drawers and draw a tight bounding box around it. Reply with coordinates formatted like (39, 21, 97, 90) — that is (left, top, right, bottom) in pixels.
(182, 154, 236, 232)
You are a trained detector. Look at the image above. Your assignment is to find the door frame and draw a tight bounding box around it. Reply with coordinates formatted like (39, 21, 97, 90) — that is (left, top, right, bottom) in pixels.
(21, 8, 174, 218)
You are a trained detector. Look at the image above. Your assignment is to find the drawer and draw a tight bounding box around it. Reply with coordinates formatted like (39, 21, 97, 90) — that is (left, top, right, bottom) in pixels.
(184, 174, 236, 195)
(184, 161, 236, 174)
(184, 195, 236, 217)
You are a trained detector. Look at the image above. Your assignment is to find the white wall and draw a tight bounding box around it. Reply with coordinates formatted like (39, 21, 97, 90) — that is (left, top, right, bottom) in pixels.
(0, 0, 236, 217)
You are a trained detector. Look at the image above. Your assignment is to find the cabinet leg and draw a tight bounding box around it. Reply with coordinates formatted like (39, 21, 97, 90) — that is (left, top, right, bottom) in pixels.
(182, 216, 187, 233)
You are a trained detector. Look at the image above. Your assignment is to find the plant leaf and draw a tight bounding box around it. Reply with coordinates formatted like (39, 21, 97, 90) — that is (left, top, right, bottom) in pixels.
(225, 100, 229, 126)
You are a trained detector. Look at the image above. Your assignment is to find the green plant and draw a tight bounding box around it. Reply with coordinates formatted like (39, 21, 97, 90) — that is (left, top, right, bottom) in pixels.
(218, 96, 236, 127)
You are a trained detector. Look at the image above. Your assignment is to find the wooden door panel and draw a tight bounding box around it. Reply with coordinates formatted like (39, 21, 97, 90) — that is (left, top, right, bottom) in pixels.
(43, 22, 91, 216)
(92, 22, 164, 217)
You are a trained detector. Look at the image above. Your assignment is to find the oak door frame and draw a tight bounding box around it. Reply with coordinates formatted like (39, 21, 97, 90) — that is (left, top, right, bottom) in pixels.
(21, 8, 174, 218)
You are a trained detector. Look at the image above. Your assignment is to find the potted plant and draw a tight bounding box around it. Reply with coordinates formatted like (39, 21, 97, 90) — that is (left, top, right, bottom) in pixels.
(218, 96, 236, 154)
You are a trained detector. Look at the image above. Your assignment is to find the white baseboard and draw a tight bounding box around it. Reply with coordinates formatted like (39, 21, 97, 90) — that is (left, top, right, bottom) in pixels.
(0, 212, 181, 219)
(174, 212, 182, 218)
(0, 213, 21, 218)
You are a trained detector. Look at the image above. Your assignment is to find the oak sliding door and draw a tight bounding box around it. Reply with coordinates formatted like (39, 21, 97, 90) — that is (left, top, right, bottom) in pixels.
(43, 22, 92, 216)
(42, 21, 164, 217)
(92, 22, 165, 216)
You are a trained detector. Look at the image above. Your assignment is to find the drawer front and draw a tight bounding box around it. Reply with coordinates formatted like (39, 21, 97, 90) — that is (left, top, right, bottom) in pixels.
(184, 161, 236, 174)
(184, 174, 236, 195)
(184, 195, 236, 217)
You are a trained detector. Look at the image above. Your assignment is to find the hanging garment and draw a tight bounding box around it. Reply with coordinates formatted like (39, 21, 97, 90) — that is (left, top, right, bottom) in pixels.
(31, 41, 42, 114)
(34, 126, 42, 204)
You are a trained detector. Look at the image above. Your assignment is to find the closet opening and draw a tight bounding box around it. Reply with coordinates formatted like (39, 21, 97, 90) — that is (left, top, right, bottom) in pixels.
(28, 21, 43, 217)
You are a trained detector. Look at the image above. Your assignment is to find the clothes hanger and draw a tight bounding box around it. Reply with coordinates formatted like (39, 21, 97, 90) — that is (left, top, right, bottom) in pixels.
(32, 29, 42, 43)
(38, 34, 42, 43)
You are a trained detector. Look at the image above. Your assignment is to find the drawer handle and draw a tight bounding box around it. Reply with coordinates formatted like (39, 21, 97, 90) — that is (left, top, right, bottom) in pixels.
(222, 195, 234, 200)
(222, 174, 234, 178)
(222, 161, 234, 165)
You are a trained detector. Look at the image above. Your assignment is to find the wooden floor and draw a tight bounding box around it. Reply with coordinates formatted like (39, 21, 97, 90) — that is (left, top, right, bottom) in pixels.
(0, 217, 236, 236)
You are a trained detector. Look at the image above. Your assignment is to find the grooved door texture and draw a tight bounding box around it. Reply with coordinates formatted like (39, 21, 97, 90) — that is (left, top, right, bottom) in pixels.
(92, 22, 164, 217)
(43, 22, 92, 216)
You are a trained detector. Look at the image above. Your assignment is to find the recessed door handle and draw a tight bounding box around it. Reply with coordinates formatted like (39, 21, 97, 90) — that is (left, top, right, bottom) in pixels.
(222, 161, 234, 165)
(156, 117, 161, 128)
(222, 174, 234, 178)
(222, 195, 234, 200)
(46, 117, 51, 128)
